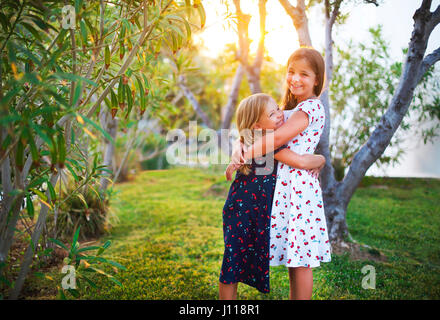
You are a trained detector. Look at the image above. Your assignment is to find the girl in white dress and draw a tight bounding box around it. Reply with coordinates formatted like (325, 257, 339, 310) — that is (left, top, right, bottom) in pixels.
(242, 48, 331, 300)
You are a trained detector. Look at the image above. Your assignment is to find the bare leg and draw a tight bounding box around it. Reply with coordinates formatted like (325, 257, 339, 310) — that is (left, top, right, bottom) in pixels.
(219, 282, 238, 300)
(288, 267, 313, 300)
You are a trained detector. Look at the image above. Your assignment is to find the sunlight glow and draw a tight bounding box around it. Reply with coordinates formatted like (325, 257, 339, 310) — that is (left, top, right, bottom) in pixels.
(195, 0, 305, 65)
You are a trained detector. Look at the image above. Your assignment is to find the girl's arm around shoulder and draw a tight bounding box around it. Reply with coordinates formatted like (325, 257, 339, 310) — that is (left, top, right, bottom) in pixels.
(242, 111, 309, 161)
(274, 149, 325, 170)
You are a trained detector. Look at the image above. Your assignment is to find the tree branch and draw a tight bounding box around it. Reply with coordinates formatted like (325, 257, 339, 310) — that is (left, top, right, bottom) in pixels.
(329, 0, 343, 28)
(252, 0, 267, 70)
(418, 46, 440, 83)
(279, 0, 312, 47)
(340, 0, 439, 202)
(83, 1, 164, 120)
(177, 75, 214, 128)
(221, 64, 245, 130)
(9, 171, 60, 299)
(426, 4, 440, 39)
(0, 0, 25, 55)
(233, 0, 251, 65)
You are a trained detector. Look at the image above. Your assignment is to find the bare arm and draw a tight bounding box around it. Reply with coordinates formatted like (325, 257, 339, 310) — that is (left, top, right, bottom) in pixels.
(274, 149, 325, 170)
(243, 110, 309, 160)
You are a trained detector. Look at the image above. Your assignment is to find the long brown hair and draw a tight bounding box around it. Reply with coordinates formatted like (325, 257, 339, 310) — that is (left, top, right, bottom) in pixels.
(281, 47, 325, 110)
(235, 93, 272, 175)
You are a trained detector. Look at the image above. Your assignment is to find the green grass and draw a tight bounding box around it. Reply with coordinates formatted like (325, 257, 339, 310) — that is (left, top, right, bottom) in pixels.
(43, 168, 440, 299)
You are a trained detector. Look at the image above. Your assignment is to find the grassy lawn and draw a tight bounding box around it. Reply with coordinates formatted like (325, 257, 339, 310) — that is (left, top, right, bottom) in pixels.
(41, 167, 440, 300)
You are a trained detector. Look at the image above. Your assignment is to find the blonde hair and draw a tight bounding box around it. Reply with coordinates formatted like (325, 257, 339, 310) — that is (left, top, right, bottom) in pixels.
(235, 93, 272, 175)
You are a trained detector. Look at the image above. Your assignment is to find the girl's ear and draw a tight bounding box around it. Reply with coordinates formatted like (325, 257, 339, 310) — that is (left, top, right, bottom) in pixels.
(253, 122, 262, 130)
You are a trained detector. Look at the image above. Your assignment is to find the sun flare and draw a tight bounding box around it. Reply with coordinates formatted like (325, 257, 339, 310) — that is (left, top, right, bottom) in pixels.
(195, 0, 306, 66)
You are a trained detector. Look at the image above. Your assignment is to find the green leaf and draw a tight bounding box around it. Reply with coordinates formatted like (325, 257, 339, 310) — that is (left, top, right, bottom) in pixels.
(75, 0, 83, 13)
(27, 177, 46, 190)
(0, 87, 21, 108)
(125, 84, 133, 118)
(168, 23, 186, 40)
(80, 19, 88, 46)
(76, 193, 88, 209)
(108, 276, 123, 287)
(197, 2, 206, 28)
(65, 163, 80, 182)
(67, 288, 80, 298)
(103, 240, 111, 249)
(76, 246, 101, 253)
(30, 188, 47, 202)
(48, 238, 68, 251)
(26, 193, 34, 219)
(16, 44, 42, 67)
(50, 72, 98, 87)
(71, 82, 82, 107)
(7, 42, 17, 63)
(110, 88, 118, 110)
(46, 180, 56, 204)
(0, 114, 21, 125)
(0, 12, 9, 31)
(58, 288, 67, 300)
(80, 275, 97, 288)
(97, 240, 111, 256)
(30, 15, 57, 32)
(80, 114, 115, 144)
(71, 226, 81, 251)
(57, 132, 66, 166)
(183, 19, 191, 39)
(106, 260, 126, 271)
(29, 123, 51, 146)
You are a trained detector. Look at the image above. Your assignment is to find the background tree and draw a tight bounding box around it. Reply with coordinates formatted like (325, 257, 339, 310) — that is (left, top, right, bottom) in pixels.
(279, 0, 440, 242)
(177, 0, 269, 135)
(0, 0, 204, 299)
(330, 26, 440, 180)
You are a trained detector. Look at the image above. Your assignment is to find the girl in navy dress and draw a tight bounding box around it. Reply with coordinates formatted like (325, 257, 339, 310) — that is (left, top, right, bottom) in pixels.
(219, 93, 326, 299)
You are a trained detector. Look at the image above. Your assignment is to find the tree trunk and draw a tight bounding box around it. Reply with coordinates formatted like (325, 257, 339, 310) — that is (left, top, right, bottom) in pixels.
(221, 65, 245, 130)
(282, 0, 440, 244)
(178, 75, 214, 128)
(246, 67, 263, 94)
(0, 150, 14, 266)
(317, 0, 345, 241)
(182, 0, 267, 132)
(0, 131, 26, 273)
(9, 172, 59, 299)
(279, 0, 312, 47)
(113, 125, 138, 183)
(244, 0, 267, 94)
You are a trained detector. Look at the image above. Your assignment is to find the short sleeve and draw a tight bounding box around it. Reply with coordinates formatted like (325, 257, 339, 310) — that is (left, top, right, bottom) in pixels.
(274, 144, 288, 155)
(296, 99, 320, 127)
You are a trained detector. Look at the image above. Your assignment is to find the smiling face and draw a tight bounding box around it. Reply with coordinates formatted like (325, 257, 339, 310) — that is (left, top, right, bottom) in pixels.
(286, 58, 318, 103)
(254, 98, 284, 131)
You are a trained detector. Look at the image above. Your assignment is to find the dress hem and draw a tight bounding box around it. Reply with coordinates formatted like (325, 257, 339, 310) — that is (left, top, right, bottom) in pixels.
(219, 277, 270, 294)
(269, 257, 331, 269)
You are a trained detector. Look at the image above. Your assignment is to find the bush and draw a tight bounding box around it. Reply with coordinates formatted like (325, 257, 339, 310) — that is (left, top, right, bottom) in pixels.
(113, 131, 143, 183)
(46, 184, 111, 242)
(139, 133, 169, 170)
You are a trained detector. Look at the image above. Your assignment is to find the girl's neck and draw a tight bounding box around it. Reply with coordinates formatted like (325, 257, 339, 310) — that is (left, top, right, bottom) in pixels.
(295, 94, 318, 104)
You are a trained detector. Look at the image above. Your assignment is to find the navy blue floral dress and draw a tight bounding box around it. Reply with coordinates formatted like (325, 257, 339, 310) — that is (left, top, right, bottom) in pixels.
(219, 146, 286, 293)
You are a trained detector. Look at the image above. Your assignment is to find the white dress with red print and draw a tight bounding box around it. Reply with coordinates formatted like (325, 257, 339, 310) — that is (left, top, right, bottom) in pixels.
(269, 99, 331, 268)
